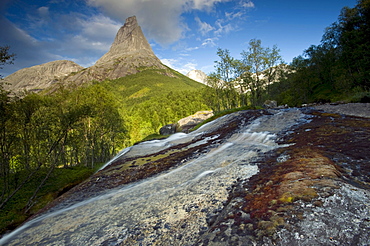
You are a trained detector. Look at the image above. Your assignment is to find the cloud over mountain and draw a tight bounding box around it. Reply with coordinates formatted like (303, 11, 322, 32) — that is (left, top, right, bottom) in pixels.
(86, 0, 254, 45)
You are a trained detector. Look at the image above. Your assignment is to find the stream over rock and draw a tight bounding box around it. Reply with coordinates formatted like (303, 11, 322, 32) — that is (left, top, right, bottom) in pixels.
(1, 107, 369, 245)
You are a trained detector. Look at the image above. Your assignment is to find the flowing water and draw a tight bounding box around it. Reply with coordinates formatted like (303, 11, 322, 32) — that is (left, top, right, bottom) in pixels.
(0, 109, 307, 246)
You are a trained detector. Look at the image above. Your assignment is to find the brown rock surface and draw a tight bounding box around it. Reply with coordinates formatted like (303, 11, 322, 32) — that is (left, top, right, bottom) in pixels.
(313, 103, 370, 118)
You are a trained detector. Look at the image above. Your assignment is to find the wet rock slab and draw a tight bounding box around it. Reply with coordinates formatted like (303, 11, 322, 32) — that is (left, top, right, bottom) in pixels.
(198, 109, 370, 245)
(1, 107, 369, 246)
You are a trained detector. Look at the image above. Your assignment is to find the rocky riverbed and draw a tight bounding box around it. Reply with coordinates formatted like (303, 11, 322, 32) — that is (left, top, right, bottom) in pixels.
(0, 104, 369, 246)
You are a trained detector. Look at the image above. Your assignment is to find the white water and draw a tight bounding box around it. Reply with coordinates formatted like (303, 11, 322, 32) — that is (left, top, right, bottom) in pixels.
(0, 109, 306, 246)
(98, 147, 132, 171)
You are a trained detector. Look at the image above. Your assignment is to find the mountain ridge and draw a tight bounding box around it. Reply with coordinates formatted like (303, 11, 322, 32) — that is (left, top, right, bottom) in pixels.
(3, 16, 170, 93)
(2, 60, 83, 93)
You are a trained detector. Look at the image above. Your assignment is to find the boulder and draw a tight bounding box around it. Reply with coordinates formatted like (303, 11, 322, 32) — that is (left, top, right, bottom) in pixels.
(159, 124, 177, 135)
(263, 100, 277, 109)
(177, 111, 214, 132)
(159, 111, 214, 135)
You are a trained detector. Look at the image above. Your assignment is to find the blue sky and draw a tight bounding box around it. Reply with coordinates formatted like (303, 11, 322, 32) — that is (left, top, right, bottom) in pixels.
(0, 0, 357, 77)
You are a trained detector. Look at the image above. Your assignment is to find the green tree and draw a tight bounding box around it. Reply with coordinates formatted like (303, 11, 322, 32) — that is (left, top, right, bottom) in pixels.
(241, 39, 284, 105)
(0, 45, 15, 78)
(276, 0, 370, 105)
(205, 41, 284, 111)
(335, 0, 370, 89)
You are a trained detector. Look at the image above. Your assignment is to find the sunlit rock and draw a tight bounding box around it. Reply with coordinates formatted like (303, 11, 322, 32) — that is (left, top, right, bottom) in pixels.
(177, 110, 214, 132)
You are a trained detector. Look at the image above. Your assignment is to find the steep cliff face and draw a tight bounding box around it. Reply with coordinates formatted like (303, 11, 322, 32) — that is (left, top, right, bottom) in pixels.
(95, 16, 154, 65)
(2, 60, 83, 93)
(65, 16, 166, 85)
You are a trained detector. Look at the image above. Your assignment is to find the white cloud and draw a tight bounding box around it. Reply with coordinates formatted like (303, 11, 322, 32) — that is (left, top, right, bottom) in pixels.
(75, 15, 121, 51)
(160, 58, 197, 74)
(195, 17, 214, 36)
(185, 46, 200, 52)
(202, 37, 218, 47)
(241, 0, 255, 8)
(87, 0, 184, 45)
(225, 11, 244, 20)
(37, 6, 49, 17)
(87, 0, 232, 45)
(161, 58, 177, 68)
(53, 14, 122, 67)
(190, 0, 228, 10)
(214, 19, 235, 36)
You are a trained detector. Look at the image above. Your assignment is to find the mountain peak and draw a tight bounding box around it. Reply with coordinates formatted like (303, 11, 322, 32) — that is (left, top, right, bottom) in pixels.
(95, 16, 154, 65)
(64, 15, 166, 84)
(111, 16, 150, 50)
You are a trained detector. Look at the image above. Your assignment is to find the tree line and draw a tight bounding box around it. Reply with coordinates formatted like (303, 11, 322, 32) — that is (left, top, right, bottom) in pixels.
(272, 0, 370, 105)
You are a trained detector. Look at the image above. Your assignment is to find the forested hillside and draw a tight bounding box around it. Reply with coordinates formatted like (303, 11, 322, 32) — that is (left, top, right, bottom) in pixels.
(0, 66, 207, 234)
(100, 67, 207, 144)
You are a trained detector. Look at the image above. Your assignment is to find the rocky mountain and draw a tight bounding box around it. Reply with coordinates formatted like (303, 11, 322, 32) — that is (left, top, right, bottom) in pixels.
(186, 69, 208, 84)
(3, 16, 168, 93)
(65, 16, 167, 85)
(2, 60, 83, 93)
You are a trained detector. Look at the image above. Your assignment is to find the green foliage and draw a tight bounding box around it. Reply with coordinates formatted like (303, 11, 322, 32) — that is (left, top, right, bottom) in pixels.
(0, 66, 208, 234)
(205, 41, 285, 112)
(0, 45, 15, 78)
(101, 68, 208, 144)
(272, 0, 370, 105)
(0, 82, 127, 233)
